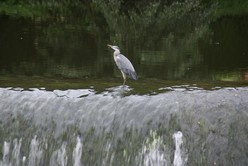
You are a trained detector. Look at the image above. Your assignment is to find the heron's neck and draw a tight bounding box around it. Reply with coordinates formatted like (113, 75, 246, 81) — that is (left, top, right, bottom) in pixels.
(113, 50, 120, 57)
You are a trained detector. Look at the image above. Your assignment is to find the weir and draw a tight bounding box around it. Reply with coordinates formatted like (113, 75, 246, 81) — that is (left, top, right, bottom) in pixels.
(0, 87, 248, 165)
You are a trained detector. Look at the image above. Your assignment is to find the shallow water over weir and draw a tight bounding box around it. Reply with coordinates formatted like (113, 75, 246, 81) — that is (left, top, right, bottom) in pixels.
(0, 86, 248, 166)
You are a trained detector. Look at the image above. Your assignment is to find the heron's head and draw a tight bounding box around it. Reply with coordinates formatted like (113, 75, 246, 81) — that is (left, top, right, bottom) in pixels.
(107, 44, 120, 51)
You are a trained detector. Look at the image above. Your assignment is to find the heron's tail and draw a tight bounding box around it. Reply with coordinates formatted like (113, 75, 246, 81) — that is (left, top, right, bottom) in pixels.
(123, 68, 137, 80)
(130, 71, 137, 80)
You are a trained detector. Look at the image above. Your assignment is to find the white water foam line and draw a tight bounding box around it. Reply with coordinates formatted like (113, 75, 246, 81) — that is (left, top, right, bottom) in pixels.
(173, 131, 187, 166)
(73, 136, 83, 166)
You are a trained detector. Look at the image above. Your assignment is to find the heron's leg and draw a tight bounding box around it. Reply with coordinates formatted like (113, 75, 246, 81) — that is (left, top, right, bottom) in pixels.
(121, 71, 126, 85)
(123, 79, 126, 85)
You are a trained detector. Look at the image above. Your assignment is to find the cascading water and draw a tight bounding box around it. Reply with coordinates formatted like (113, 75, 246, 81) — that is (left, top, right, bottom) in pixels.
(28, 136, 43, 166)
(50, 142, 68, 166)
(12, 138, 22, 166)
(2, 141, 10, 166)
(0, 87, 248, 165)
(73, 136, 83, 166)
(136, 130, 168, 166)
(173, 131, 187, 166)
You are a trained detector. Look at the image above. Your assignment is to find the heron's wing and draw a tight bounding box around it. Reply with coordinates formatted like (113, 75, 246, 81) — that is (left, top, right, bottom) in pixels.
(115, 54, 137, 80)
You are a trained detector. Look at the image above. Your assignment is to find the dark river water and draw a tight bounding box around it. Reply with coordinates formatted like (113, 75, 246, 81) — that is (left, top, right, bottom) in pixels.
(0, 13, 248, 166)
(0, 14, 248, 91)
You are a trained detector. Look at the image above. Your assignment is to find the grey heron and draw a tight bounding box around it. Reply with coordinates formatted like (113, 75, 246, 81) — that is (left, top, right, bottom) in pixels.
(107, 44, 137, 85)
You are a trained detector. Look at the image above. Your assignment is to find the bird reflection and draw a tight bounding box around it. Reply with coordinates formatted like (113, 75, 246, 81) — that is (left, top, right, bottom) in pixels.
(103, 85, 134, 97)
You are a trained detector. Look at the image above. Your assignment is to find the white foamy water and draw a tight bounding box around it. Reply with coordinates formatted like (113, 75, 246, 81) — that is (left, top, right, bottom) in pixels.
(22, 156, 26, 166)
(73, 136, 83, 166)
(50, 142, 68, 166)
(173, 131, 187, 166)
(2, 141, 10, 166)
(28, 136, 43, 166)
(12, 138, 22, 166)
(0, 136, 83, 166)
(137, 130, 168, 166)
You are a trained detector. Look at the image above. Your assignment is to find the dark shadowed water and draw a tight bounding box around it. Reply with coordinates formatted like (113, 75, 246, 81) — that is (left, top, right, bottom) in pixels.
(0, 14, 248, 90)
(0, 13, 248, 166)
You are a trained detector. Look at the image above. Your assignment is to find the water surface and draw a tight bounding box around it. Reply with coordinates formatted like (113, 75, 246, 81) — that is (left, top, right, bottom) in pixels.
(0, 14, 248, 91)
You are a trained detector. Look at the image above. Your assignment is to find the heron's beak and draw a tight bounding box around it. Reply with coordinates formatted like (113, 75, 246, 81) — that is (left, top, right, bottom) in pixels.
(107, 44, 113, 48)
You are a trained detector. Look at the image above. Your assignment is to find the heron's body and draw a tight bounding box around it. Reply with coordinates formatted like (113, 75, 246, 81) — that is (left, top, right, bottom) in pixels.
(108, 44, 137, 85)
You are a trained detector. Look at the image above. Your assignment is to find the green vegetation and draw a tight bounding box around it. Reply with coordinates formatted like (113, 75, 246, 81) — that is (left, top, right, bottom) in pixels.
(1, 0, 247, 20)
(1, 0, 247, 45)
(213, 0, 248, 17)
(1, 0, 247, 43)
(0, 0, 246, 25)
(0, 0, 83, 18)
